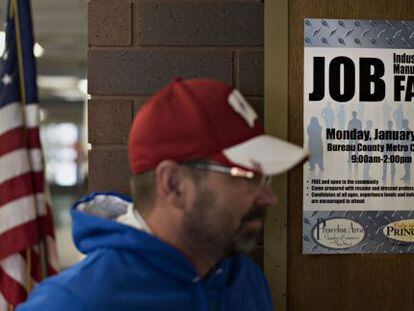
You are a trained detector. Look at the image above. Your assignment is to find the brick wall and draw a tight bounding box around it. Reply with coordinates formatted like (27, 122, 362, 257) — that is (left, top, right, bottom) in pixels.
(88, 0, 264, 265)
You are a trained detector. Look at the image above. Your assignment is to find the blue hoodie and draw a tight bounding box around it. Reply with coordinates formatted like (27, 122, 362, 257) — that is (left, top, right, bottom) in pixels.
(17, 193, 273, 311)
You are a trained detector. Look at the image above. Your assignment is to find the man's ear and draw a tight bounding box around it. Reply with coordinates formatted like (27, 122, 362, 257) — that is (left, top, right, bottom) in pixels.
(154, 160, 188, 209)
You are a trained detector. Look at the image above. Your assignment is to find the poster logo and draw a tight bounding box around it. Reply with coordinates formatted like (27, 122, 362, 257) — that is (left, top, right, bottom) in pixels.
(312, 218, 365, 249)
(383, 219, 414, 242)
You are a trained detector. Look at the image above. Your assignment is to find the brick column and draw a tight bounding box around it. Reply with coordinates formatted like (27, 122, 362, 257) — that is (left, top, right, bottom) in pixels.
(88, 0, 264, 263)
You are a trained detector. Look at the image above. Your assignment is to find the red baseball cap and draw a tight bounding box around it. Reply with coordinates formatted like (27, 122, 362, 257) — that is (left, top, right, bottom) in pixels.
(128, 78, 307, 175)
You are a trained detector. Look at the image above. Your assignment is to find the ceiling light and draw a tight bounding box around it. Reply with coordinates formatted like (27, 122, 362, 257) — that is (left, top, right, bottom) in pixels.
(34, 43, 44, 58)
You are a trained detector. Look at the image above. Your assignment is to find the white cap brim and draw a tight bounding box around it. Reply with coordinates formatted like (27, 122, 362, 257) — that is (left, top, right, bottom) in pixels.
(222, 135, 308, 176)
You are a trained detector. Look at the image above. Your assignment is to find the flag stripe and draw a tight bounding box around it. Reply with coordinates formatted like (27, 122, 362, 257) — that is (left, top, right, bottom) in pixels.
(0, 218, 57, 260)
(0, 292, 8, 311)
(0, 220, 38, 260)
(0, 102, 39, 136)
(0, 148, 43, 184)
(38, 207, 55, 237)
(0, 194, 46, 236)
(0, 172, 44, 207)
(0, 265, 27, 305)
(1, 254, 26, 285)
(29, 246, 43, 283)
(0, 127, 41, 157)
(19, 249, 41, 285)
(0, 103, 23, 136)
(24, 104, 40, 128)
(29, 248, 42, 283)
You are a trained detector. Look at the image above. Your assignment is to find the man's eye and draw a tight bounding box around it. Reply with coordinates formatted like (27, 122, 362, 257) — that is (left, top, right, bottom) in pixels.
(243, 176, 261, 186)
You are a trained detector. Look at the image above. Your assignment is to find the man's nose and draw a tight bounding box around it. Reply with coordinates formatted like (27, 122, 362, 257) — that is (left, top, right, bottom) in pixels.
(256, 184, 277, 207)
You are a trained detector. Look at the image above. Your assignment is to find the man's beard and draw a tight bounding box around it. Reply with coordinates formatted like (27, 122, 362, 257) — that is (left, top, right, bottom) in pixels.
(227, 205, 266, 256)
(181, 185, 266, 260)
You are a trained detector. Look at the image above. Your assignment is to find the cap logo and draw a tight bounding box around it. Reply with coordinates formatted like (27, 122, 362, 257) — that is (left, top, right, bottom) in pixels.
(228, 90, 258, 128)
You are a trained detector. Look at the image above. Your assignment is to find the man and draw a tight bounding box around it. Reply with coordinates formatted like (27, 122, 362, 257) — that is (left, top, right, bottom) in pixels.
(18, 78, 307, 310)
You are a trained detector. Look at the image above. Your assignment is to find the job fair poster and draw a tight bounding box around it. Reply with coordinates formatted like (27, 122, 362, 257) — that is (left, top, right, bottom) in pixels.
(303, 19, 414, 254)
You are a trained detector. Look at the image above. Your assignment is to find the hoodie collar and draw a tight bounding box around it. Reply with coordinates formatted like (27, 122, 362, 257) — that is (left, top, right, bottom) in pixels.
(71, 192, 225, 284)
(116, 204, 153, 234)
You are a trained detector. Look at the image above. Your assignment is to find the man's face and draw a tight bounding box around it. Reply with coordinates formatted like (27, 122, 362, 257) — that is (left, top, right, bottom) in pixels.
(181, 169, 276, 259)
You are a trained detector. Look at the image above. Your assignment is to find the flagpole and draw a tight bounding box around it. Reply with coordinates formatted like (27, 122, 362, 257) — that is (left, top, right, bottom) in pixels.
(10, 0, 27, 111)
(10, 0, 33, 296)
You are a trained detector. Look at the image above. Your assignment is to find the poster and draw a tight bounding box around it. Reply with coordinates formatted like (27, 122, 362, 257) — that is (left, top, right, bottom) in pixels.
(303, 19, 414, 254)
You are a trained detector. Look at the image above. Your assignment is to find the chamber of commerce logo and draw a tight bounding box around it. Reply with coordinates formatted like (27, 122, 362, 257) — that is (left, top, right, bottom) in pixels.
(312, 218, 365, 249)
(383, 219, 414, 242)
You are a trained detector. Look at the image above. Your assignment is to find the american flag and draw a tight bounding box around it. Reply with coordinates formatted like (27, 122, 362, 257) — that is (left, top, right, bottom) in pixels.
(0, 0, 58, 309)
